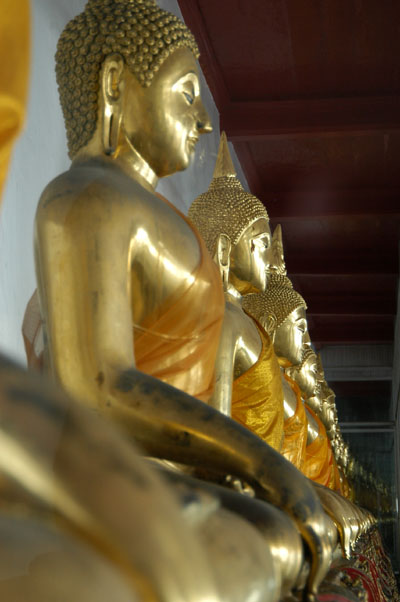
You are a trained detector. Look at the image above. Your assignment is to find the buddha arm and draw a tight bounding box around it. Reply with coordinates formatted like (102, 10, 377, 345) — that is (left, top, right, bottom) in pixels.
(209, 302, 237, 416)
(305, 405, 320, 445)
(101, 370, 333, 597)
(34, 182, 140, 405)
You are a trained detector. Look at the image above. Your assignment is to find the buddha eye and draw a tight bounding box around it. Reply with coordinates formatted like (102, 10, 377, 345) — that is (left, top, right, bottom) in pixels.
(183, 91, 194, 105)
(251, 235, 269, 251)
(296, 320, 306, 333)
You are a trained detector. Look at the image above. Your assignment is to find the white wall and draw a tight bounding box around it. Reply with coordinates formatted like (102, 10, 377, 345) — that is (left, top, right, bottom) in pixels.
(0, 0, 247, 364)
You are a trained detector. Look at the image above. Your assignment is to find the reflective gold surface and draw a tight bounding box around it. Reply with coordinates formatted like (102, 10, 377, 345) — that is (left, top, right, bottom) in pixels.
(32, 5, 333, 599)
(189, 134, 275, 416)
(244, 274, 308, 366)
(244, 277, 320, 451)
(56, 0, 202, 158)
(2, 2, 397, 600)
(0, 356, 220, 602)
(157, 467, 305, 599)
(242, 264, 311, 448)
(35, 45, 223, 404)
(189, 136, 334, 595)
(286, 349, 322, 400)
(273, 306, 309, 366)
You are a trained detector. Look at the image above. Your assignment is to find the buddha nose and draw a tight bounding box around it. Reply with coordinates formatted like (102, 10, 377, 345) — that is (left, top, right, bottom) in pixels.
(196, 104, 213, 134)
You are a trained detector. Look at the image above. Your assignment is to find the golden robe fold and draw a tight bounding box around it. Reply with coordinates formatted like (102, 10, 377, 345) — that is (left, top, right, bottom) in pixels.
(133, 196, 225, 403)
(0, 0, 30, 199)
(231, 321, 284, 451)
(23, 195, 225, 405)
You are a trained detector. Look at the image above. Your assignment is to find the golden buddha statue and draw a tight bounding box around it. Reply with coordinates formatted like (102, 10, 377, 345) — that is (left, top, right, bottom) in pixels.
(28, 0, 227, 405)
(2, 4, 392, 598)
(241, 268, 368, 561)
(188, 132, 284, 451)
(312, 356, 353, 499)
(23, 2, 337, 597)
(286, 349, 337, 489)
(315, 354, 339, 442)
(242, 228, 333, 482)
(244, 249, 358, 497)
(243, 270, 309, 472)
(289, 354, 376, 554)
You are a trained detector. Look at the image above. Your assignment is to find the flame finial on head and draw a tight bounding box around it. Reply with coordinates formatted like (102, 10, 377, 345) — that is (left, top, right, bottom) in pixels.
(212, 131, 237, 179)
(269, 224, 287, 276)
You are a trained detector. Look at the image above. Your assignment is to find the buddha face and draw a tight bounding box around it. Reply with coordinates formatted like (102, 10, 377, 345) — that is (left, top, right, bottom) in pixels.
(288, 350, 322, 398)
(122, 47, 212, 177)
(273, 307, 309, 365)
(320, 383, 337, 426)
(322, 400, 337, 430)
(229, 218, 272, 294)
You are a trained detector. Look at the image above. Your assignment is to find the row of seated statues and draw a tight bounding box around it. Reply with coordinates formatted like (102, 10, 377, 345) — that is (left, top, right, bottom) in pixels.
(1, 0, 398, 600)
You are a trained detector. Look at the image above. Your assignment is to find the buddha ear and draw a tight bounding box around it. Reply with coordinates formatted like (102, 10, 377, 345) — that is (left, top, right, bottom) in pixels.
(215, 233, 231, 290)
(271, 224, 286, 275)
(101, 54, 125, 155)
(264, 314, 277, 340)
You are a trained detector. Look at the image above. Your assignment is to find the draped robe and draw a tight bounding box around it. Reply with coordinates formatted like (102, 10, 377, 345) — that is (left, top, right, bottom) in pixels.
(23, 197, 225, 404)
(0, 0, 30, 199)
(303, 407, 335, 488)
(231, 321, 284, 451)
(132, 198, 225, 402)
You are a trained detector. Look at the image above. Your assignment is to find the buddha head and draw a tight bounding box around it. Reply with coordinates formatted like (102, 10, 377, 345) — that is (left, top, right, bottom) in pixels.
(244, 272, 309, 365)
(55, 0, 211, 175)
(331, 433, 345, 466)
(316, 356, 339, 437)
(341, 442, 350, 471)
(321, 390, 338, 439)
(286, 348, 322, 399)
(189, 133, 271, 295)
(347, 457, 356, 483)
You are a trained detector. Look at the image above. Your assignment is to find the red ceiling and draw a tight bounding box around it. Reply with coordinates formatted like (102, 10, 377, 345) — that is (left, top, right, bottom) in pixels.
(178, 0, 400, 347)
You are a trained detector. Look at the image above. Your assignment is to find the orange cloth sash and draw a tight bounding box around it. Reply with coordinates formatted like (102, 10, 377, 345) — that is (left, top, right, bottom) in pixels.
(231, 321, 284, 451)
(0, 0, 30, 200)
(133, 197, 224, 402)
(22, 195, 225, 405)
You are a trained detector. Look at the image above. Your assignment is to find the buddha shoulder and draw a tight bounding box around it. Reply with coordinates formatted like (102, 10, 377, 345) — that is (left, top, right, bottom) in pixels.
(224, 301, 262, 354)
(35, 164, 200, 263)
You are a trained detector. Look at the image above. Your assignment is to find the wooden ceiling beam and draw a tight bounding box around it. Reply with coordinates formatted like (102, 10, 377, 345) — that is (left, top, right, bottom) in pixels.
(286, 255, 398, 276)
(305, 296, 396, 316)
(223, 96, 400, 140)
(310, 322, 394, 346)
(266, 189, 400, 219)
(233, 141, 264, 198)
